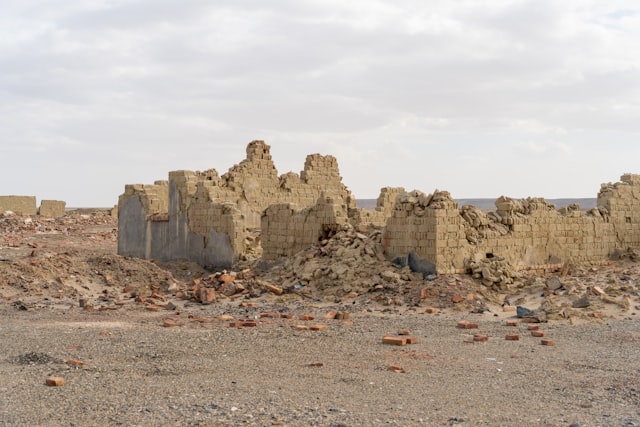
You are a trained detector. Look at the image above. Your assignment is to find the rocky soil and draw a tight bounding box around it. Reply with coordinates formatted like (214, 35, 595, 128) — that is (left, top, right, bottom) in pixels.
(1, 212, 639, 426)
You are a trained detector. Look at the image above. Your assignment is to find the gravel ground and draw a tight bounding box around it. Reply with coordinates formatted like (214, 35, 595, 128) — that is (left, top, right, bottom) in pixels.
(1, 304, 639, 427)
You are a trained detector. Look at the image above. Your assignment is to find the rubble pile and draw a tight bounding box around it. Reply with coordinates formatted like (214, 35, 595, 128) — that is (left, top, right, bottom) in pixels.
(467, 256, 520, 290)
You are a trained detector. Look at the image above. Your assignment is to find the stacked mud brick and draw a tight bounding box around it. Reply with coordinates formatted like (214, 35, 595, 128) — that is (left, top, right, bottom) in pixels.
(0, 196, 37, 216)
(38, 200, 66, 218)
(382, 175, 640, 273)
(118, 141, 357, 265)
(261, 196, 349, 259)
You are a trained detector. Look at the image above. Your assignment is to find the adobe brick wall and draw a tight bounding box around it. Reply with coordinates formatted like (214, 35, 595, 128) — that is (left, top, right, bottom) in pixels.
(118, 140, 355, 267)
(382, 175, 640, 273)
(0, 196, 37, 215)
(39, 200, 66, 218)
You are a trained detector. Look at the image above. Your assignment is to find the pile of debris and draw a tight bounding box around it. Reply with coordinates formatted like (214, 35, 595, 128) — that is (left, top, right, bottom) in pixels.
(466, 256, 520, 290)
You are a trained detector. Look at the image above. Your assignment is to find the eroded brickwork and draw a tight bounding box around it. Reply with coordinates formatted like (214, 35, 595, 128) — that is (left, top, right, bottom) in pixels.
(118, 141, 355, 266)
(382, 176, 639, 274)
(0, 196, 37, 216)
(39, 200, 66, 218)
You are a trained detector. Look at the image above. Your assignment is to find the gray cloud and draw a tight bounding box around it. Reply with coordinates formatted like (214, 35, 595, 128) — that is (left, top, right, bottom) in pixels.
(1, 0, 639, 205)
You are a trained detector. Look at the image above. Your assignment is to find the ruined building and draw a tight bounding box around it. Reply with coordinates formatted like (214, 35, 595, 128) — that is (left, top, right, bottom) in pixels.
(118, 141, 640, 273)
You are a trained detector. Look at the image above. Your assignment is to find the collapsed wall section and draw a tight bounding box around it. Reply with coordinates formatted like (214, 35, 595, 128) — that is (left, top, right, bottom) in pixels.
(261, 196, 349, 259)
(349, 187, 405, 231)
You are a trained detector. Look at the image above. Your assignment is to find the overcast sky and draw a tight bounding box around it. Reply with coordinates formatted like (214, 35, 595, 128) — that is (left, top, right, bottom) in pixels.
(1, 1, 639, 207)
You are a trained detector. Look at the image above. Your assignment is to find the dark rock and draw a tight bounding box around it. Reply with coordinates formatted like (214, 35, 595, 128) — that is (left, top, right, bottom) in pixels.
(572, 295, 591, 309)
(516, 306, 535, 318)
(391, 256, 408, 267)
(407, 252, 437, 277)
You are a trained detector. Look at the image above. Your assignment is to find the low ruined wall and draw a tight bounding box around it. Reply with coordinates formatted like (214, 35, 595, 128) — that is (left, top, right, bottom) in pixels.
(382, 175, 640, 273)
(39, 200, 66, 218)
(0, 196, 37, 215)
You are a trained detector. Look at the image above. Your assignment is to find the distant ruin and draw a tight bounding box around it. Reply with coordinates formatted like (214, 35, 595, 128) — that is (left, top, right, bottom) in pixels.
(0, 196, 66, 218)
(117, 140, 640, 273)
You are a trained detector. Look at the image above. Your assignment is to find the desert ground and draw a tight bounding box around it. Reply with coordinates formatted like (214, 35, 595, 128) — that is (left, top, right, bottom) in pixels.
(0, 211, 639, 427)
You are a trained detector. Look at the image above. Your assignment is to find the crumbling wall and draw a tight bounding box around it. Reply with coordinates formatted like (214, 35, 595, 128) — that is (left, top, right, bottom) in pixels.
(261, 195, 349, 259)
(38, 200, 66, 218)
(349, 187, 404, 231)
(382, 175, 640, 274)
(118, 140, 355, 267)
(0, 196, 37, 215)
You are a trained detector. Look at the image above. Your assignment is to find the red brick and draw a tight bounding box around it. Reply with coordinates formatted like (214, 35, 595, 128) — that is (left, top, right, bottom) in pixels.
(162, 319, 178, 328)
(242, 320, 258, 327)
(66, 359, 85, 367)
(308, 362, 324, 367)
(280, 313, 293, 319)
(310, 324, 327, 331)
(424, 307, 437, 314)
(299, 314, 314, 321)
(531, 330, 545, 337)
(219, 273, 235, 284)
(325, 311, 337, 320)
(473, 333, 488, 342)
(335, 311, 350, 320)
(527, 325, 539, 331)
(457, 321, 478, 329)
(388, 365, 406, 373)
(45, 377, 64, 387)
(292, 324, 309, 331)
(505, 334, 520, 341)
(452, 293, 464, 303)
(541, 338, 555, 346)
(229, 321, 244, 328)
(382, 336, 407, 346)
(505, 320, 518, 327)
(405, 336, 419, 344)
(259, 312, 279, 318)
(398, 329, 411, 336)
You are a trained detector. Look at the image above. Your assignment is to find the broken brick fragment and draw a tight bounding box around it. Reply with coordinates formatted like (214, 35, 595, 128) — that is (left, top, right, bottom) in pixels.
(45, 377, 64, 387)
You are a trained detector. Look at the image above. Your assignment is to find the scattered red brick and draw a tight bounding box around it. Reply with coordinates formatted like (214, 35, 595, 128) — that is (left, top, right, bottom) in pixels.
(531, 330, 545, 337)
(398, 329, 410, 336)
(299, 314, 314, 321)
(229, 321, 244, 328)
(292, 325, 309, 331)
(242, 320, 258, 327)
(45, 377, 64, 387)
(308, 362, 324, 367)
(473, 333, 488, 342)
(541, 338, 555, 346)
(382, 336, 407, 346)
(457, 321, 478, 329)
(527, 325, 539, 331)
(162, 319, 178, 328)
(405, 336, 419, 344)
(219, 273, 235, 284)
(452, 293, 464, 303)
(505, 334, 520, 341)
(66, 359, 85, 367)
(424, 307, 437, 314)
(325, 311, 337, 320)
(310, 324, 327, 331)
(505, 320, 518, 327)
(259, 312, 279, 318)
(280, 313, 293, 319)
(388, 365, 406, 373)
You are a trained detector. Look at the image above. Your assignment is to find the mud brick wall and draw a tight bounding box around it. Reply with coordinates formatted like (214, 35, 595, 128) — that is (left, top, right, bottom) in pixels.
(261, 196, 349, 259)
(383, 175, 639, 274)
(118, 140, 354, 267)
(39, 200, 66, 218)
(0, 196, 37, 215)
(349, 187, 405, 231)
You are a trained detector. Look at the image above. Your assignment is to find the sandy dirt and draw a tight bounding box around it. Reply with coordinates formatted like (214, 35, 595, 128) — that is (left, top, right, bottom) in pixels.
(1, 212, 639, 426)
